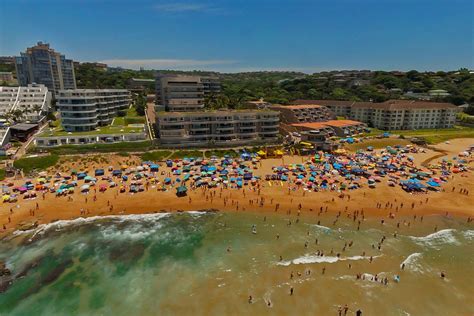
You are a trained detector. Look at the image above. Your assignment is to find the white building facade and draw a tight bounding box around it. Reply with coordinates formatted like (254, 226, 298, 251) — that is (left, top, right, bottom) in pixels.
(0, 84, 51, 122)
(57, 89, 131, 132)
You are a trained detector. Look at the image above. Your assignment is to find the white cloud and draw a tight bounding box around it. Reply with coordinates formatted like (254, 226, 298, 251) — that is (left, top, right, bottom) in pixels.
(100, 58, 237, 70)
(153, 3, 221, 13)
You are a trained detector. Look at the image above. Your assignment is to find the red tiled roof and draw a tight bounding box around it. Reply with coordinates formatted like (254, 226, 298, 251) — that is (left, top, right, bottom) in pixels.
(323, 120, 365, 127)
(291, 122, 331, 129)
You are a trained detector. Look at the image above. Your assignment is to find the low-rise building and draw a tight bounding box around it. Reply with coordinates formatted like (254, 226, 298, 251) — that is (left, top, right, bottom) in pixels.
(57, 89, 131, 132)
(270, 104, 336, 123)
(35, 131, 146, 147)
(291, 120, 367, 137)
(0, 84, 51, 122)
(156, 109, 280, 147)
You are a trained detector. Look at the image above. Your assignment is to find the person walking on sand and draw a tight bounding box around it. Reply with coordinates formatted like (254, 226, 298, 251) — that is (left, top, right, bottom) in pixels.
(290, 286, 294, 296)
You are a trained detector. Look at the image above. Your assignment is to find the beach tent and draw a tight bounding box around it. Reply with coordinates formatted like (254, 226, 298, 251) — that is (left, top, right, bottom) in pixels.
(95, 169, 105, 176)
(176, 185, 187, 197)
(84, 176, 96, 183)
(426, 180, 440, 187)
(241, 152, 251, 160)
(77, 173, 87, 180)
(112, 170, 122, 177)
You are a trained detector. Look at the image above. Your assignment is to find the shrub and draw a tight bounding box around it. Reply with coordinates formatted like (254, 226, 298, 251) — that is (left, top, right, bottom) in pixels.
(13, 155, 59, 174)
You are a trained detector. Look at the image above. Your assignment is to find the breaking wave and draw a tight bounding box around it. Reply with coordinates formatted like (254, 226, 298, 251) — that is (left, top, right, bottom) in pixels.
(409, 229, 460, 248)
(277, 254, 381, 266)
(11, 211, 213, 241)
(400, 253, 423, 272)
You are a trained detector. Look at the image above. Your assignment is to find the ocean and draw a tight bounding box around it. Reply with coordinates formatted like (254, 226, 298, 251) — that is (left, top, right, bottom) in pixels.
(0, 211, 472, 315)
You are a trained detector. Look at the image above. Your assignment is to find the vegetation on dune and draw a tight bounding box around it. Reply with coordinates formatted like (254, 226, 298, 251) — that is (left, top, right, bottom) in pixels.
(0, 169, 5, 180)
(13, 155, 60, 174)
(345, 139, 411, 151)
(169, 150, 205, 159)
(393, 126, 474, 144)
(204, 149, 239, 158)
(29, 141, 154, 155)
(140, 150, 172, 161)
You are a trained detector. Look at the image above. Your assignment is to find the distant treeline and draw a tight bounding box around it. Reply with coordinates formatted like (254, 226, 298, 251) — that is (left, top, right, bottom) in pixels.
(2, 61, 473, 107)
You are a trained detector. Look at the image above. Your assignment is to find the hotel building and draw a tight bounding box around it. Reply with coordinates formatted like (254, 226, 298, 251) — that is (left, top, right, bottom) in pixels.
(15, 42, 76, 96)
(57, 89, 131, 132)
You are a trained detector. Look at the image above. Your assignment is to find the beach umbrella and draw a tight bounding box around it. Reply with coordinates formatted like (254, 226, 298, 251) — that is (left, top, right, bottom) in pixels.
(80, 184, 90, 191)
(84, 176, 96, 182)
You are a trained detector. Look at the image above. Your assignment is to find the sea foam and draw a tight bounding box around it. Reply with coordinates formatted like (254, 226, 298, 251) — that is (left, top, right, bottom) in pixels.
(277, 254, 381, 266)
(462, 230, 474, 240)
(13, 213, 171, 240)
(400, 253, 424, 273)
(409, 229, 460, 248)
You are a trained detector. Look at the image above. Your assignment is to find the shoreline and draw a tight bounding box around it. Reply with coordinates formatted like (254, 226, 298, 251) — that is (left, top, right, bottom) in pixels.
(1, 138, 473, 239)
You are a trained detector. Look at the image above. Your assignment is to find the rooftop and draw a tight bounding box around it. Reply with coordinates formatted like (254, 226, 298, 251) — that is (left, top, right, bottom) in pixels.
(38, 125, 143, 137)
(11, 123, 39, 131)
(292, 100, 356, 106)
(157, 108, 279, 116)
(352, 100, 458, 110)
(293, 99, 458, 110)
(129, 78, 155, 83)
(271, 104, 323, 110)
(291, 119, 365, 129)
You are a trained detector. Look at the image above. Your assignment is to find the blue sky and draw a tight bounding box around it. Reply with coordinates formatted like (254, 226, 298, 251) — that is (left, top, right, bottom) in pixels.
(0, 0, 473, 72)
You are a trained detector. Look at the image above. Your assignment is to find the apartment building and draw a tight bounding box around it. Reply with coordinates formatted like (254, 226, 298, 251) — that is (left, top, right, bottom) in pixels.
(0, 84, 51, 122)
(57, 89, 130, 132)
(157, 109, 279, 147)
(293, 99, 460, 130)
(271, 104, 336, 124)
(292, 100, 354, 118)
(351, 100, 460, 130)
(15, 42, 76, 95)
(155, 74, 220, 112)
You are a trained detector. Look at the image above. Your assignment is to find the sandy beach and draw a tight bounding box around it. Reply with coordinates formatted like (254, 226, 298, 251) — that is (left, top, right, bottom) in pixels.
(1, 138, 473, 238)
